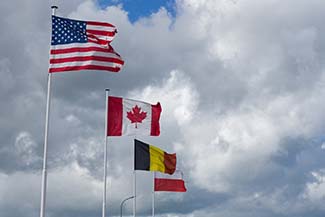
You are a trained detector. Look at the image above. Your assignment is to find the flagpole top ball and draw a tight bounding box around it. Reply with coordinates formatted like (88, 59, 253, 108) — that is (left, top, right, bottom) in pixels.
(105, 88, 110, 92)
(51, 5, 58, 9)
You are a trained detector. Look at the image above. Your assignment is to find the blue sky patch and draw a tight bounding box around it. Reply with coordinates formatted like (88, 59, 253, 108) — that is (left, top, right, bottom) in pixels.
(97, 0, 176, 22)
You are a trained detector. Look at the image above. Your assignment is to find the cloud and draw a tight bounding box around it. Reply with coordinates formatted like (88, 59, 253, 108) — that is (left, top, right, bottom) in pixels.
(0, 162, 102, 217)
(14, 132, 40, 166)
(303, 170, 325, 208)
(128, 70, 199, 126)
(1, 0, 325, 216)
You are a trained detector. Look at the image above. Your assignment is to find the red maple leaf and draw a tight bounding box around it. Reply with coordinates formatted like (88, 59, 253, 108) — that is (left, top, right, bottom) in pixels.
(127, 105, 147, 128)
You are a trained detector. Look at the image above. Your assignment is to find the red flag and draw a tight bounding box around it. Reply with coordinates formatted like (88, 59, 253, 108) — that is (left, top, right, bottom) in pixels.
(154, 170, 187, 192)
(107, 96, 162, 136)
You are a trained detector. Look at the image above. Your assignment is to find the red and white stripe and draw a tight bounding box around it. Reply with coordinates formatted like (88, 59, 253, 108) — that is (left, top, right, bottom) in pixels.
(86, 21, 116, 44)
(49, 22, 124, 73)
(154, 170, 187, 192)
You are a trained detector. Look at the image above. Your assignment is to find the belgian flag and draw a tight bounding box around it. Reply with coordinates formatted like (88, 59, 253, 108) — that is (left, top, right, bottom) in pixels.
(134, 139, 176, 175)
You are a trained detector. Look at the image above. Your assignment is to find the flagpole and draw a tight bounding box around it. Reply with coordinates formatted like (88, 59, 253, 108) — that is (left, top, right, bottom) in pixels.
(133, 170, 136, 217)
(133, 139, 137, 217)
(39, 6, 57, 217)
(152, 172, 155, 217)
(103, 88, 110, 217)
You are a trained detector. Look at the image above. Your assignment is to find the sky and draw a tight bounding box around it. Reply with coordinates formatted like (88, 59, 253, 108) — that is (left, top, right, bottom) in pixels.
(97, 0, 176, 22)
(1, 0, 325, 217)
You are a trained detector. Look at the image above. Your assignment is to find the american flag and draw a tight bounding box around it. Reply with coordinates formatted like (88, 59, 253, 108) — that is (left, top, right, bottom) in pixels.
(49, 16, 124, 73)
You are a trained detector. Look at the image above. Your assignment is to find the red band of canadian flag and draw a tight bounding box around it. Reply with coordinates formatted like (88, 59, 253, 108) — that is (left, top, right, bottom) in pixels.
(107, 96, 162, 136)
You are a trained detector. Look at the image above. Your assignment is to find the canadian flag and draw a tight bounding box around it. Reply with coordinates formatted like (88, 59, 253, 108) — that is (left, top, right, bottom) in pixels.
(154, 170, 187, 192)
(107, 96, 162, 136)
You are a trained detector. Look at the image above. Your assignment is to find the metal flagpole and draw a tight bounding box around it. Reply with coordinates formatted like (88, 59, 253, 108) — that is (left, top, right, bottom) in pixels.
(39, 6, 57, 217)
(152, 172, 155, 217)
(133, 141, 137, 217)
(103, 88, 110, 217)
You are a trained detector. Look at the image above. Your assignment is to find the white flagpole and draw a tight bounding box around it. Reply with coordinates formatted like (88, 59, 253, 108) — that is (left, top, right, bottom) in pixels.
(39, 6, 57, 217)
(133, 170, 136, 217)
(133, 140, 137, 217)
(152, 172, 155, 217)
(103, 88, 110, 217)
